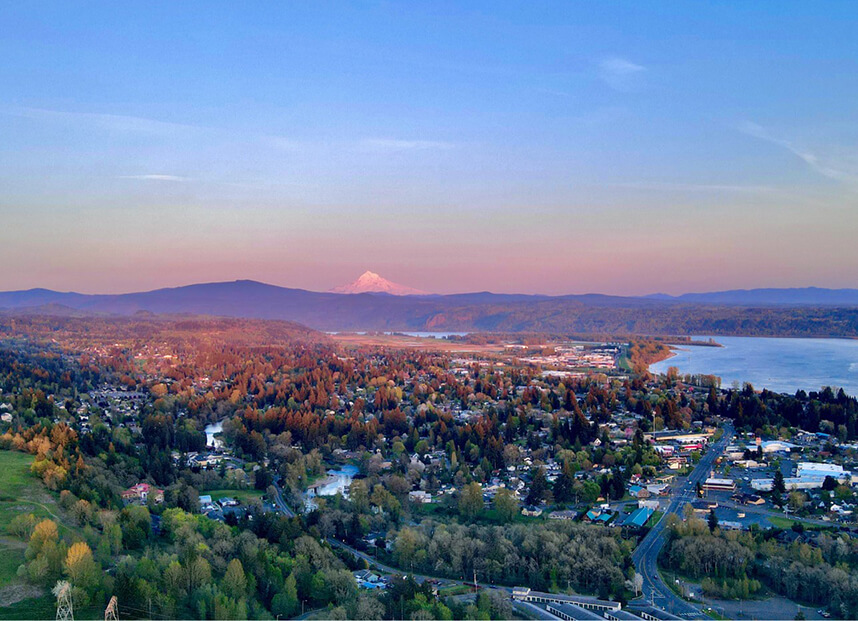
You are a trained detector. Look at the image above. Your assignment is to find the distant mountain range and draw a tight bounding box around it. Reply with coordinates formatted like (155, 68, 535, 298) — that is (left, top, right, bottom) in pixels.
(1, 280, 858, 337)
(647, 287, 858, 306)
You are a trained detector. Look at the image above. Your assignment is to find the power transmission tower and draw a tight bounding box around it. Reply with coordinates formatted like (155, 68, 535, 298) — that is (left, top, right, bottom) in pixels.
(53, 580, 74, 621)
(104, 596, 118, 621)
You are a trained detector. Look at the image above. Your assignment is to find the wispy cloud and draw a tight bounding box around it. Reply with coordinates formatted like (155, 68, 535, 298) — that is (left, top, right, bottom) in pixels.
(739, 121, 856, 182)
(5, 106, 454, 159)
(598, 57, 646, 91)
(119, 174, 191, 182)
(7, 107, 200, 136)
(358, 138, 455, 153)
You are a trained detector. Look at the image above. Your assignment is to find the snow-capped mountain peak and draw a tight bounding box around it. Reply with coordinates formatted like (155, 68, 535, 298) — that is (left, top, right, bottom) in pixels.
(329, 271, 428, 295)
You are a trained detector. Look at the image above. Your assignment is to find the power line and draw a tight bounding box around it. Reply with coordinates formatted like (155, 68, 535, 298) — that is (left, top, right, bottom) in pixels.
(53, 580, 74, 621)
(104, 596, 118, 621)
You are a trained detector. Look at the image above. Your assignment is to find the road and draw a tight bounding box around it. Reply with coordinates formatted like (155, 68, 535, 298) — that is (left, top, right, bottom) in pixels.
(271, 479, 296, 517)
(631, 425, 734, 619)
(327, 537, 401, 575)
(326, 537, 515, 594)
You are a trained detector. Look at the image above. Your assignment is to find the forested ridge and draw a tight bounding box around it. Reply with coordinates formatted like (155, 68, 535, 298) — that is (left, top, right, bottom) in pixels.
(4, 282, 858, 336)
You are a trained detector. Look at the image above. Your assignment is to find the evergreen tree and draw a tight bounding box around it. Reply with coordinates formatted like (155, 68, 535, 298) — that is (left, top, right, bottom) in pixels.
(553, 462, 575, 504)
(526, 467, 549, 505)
(707, 509, 718, 533)
(773, 469, 787, 494)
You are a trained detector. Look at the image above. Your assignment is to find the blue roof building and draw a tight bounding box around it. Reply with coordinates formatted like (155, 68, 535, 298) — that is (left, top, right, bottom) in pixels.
(623, 507, 654, 527)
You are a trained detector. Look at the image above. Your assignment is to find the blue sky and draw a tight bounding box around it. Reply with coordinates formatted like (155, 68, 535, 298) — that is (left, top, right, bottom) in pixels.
(2, 2, 857, 294)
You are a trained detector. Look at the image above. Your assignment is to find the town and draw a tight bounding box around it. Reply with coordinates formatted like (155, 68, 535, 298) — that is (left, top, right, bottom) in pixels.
(1, 315, 857, 620)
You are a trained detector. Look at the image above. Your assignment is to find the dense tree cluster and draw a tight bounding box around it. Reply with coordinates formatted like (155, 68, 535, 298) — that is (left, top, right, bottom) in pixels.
(391, 520, 633, 600)
(663, 507, 858, 617)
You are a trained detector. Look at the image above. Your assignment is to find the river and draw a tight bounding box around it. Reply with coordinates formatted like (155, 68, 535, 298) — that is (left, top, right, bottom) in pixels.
(204, 421, 223, 448)
(650, 336, 858, 396)
(304, 464, 360, 511)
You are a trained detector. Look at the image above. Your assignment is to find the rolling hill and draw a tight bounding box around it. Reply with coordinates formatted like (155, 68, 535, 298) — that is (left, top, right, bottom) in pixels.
(1, 281, 858, 337)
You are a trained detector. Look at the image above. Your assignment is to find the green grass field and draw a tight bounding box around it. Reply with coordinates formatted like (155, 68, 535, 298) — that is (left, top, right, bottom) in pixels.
(203, 488, 265, 503)
(766, 516, 797, 529)
(765, 515, 831, 531)
(0, 451, 75, 537)
(0, 450, 81, 616)
(0, 593, 104, 621)
(0, 552, 22, 589)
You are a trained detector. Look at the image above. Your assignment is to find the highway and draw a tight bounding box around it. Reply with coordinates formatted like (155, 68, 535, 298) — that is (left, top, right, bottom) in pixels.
(631, 424, 734, 619)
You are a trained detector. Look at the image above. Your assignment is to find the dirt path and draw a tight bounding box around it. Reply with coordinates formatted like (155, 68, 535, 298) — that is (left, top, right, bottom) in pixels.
(0, 538, 27, 550)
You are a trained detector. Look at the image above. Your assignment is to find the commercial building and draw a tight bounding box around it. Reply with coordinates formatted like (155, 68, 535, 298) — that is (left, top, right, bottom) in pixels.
(702, 478, 736, 492)
(511, 588, 621, 613)
(751, 461, 853, 491)
(546, 603, 603, 620)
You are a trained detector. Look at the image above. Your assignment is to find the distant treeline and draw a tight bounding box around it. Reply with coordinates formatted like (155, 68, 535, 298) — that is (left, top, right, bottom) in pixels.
(425, 303, 858, 338)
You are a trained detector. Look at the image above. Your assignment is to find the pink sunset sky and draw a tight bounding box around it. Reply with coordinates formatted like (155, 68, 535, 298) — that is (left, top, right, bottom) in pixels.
(2, 3, 858, 296)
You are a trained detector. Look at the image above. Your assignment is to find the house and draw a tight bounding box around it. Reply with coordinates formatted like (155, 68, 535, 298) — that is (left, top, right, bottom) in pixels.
(521, 506, 543, 517)
(121, 483, 164, 504)
(628, 484, 650, 499)
(584, 509, 601, 522)
(199, 495, 220, 513)
(623, 507, 654, 528)
(548, 510, 578, 520)
(354, 569, 381, 583)
(408, 490, 433, 504)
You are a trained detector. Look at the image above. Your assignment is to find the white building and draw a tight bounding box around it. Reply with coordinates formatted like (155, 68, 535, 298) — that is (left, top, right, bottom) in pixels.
(751, 462, 853, 492)
(408, 490, 433, 503)
(796, 462, 846, 478)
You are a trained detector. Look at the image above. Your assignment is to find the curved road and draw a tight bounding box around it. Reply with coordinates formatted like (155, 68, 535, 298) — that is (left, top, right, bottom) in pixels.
(327, 537, 493, 589)
(271, 478, 297, 518)
(632, 425, 734, 619)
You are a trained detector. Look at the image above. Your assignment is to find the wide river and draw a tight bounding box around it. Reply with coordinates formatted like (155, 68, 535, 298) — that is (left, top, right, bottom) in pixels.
(650, 336, 858, 396)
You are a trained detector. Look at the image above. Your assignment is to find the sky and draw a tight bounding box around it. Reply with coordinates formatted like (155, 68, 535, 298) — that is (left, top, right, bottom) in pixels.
(2, 2, 858, 296)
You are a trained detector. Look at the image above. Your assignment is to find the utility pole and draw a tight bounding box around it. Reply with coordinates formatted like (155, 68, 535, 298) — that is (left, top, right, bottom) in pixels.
(53, 581, 74, 621)
(104, 596, 118, 621)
